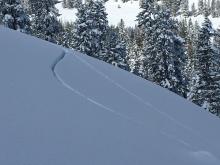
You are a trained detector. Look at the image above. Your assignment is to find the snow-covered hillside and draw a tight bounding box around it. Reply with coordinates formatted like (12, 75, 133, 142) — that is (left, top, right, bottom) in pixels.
(57, 0, 220, 29)
(0, 27, 220, 164)
(56, 0, 140, 27)
(181, 0, 220, 29)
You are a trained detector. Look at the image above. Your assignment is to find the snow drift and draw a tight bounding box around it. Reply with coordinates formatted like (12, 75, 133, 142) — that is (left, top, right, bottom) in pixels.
(0, 27, 220, 165)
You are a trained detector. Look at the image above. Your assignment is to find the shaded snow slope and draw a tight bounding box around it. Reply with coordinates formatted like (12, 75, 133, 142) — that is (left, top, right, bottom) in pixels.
(0, 27, 220, 165)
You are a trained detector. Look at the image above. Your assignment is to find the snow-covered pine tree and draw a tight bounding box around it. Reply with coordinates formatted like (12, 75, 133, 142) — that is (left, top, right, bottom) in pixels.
(63, 0, 73, 8)
(72, 0, 82, 9)
(72, 0, 108, 60)
(136, 0, 155, 79)
(173, 33, 188, 98)
(126, 26, 143, 76)
(133, 25, 144, 49)
(191, 3, 197, 16)
(117, 19, 129, 45)
(171, 0, 181, 16)
(184, 19, 198, 91)
(188, 16, 220, 115)
(0, 0, 29, 33)
(214, 28, 220, 49)
(161, 0, 182, 16)
(207, 0, 212, 15)
(115, 19, 130, 70)
(142, 4, 187, 96)
(0, 0, 4, 23)
(211, 0, 217, 17)
(137, 0, 154, 28)
(28, 0, 62, 43)
(203, 0, 210, 16)
(104, 26, 129, 70)
(178, 18, 188, 39)
(62, 0, 68, 8)
(58, 21, 75, 48)
(127, 39, 142, 75)
(212, 28, 220, 116)
(181, 0, 189, 17)
(217, 0, 220, 17)
(198, 0, 205, 15)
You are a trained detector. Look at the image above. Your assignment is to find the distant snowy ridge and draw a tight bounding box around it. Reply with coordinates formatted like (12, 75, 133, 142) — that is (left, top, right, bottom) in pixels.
(57, 0, 220, 28)
(56, 0, 140, 27)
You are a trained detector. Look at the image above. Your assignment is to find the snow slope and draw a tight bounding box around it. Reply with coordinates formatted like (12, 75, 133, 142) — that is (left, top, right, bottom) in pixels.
(0, 27, 220, 165)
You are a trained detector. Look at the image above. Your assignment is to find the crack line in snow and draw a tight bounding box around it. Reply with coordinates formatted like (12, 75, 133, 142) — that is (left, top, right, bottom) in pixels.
(51, 50, 66, 77)
(73, 52, 215, 150)
(73, 52, 200, 135)
(51, 50, 145, 127)
(160, 130, 192, 149)
(74, 52, 220, 154)
(51, 49, 218, 155)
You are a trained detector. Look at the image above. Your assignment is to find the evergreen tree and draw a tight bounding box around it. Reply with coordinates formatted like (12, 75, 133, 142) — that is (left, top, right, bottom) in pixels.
(127, 40, 141, 75)
(63, 0, 78, 9)
(127, 26, 144, 76)
(216, 0, 220, 16)
(151, 5, 186, 96)
(72, 0, 108, 59)
(198, 0, 204, 14)
(62, 0, 68, 8)
(212, 29, 220, 116)
(207, 0, 211, 15)
(181, 0, 189, 17)
(162, 0, 181, 16)
(178, 19, 188, 39)
(185, 19, 198, 90)
(136, 0, 155, 79)
(133, 25, 144, 48)
(117, 19, 129, 44)
(104, 26, 128, 70)
(0, 0, 4, 23)
(171, 0, 181, 16)
(28, 0, 61, 43)
(203, 0, 210, 16)
(139, 3, 187, 96)
(191, 3, 197, 16)
(56, 21, 74, 48)
(0, 0, 29, 33)
(211, 0, 217, 17)
(137, 0, 154, 28)
(188, 16, 220, 115)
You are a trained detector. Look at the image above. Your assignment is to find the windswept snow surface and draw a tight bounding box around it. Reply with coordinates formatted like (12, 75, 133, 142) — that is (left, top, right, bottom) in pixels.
(0, 27, 220, 165)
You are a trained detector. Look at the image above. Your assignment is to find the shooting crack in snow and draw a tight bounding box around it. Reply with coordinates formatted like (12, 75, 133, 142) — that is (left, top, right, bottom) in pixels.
(50, 49, 217, 153)
(51, 49, 144, 126)
(73, 51, 216, 150)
